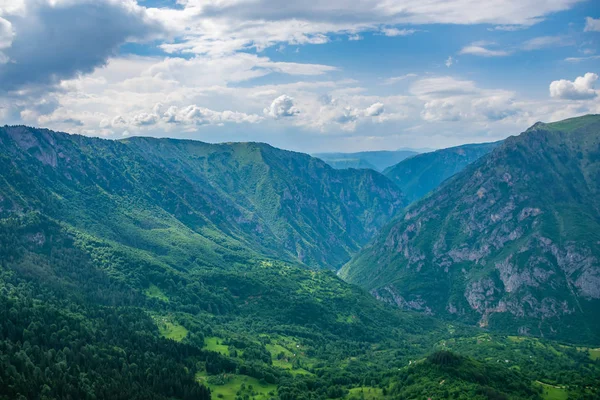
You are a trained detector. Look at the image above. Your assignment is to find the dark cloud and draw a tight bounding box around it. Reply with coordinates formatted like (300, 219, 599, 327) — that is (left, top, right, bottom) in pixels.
(0, 0, 163, 92)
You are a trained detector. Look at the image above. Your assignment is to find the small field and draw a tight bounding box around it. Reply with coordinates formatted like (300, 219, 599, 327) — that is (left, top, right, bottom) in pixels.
(154, 317, 188, 342)
(348, 387, 384, 399)
(145, 284, 169, 301)
(204, 337, 229, 355)
(536, 381, 568, 400)
(196, 373, 277, 399)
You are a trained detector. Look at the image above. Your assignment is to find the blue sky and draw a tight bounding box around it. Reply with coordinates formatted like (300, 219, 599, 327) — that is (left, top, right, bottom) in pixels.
(0, 0, 598, 152)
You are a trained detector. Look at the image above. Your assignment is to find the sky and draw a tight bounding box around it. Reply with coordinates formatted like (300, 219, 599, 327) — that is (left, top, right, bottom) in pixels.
(0, 0, 599, 153)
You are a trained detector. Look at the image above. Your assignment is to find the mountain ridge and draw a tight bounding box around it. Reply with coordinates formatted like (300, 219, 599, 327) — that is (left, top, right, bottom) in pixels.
(0, 125, 404, 270)
(340, 114, 600, 343)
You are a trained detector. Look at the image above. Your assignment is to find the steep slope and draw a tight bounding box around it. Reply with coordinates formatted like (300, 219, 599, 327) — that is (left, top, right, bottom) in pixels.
(313, 149, 418, 171)
(0, 126, 404, 270)
(340, 115, 600, 343)
(383, 141, 502, 204)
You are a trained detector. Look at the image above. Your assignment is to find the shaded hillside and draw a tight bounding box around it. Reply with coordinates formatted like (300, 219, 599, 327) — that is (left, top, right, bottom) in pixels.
(383, 141, 502, 204)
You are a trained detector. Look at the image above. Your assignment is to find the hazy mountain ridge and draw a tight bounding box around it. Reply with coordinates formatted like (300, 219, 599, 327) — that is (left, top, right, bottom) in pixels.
(383, 141, 503, 204)
(313, 149, 418, 171)
(340, 115, 600, 343)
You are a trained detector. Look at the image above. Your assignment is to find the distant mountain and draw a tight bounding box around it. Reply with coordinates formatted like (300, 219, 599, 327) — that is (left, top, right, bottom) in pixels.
(340, 115, 600, 343)
(0, 126, 404, 270)
(314, 157, 379, 170)
(313, 149, 418, 171)
(383, 141, 502, 204)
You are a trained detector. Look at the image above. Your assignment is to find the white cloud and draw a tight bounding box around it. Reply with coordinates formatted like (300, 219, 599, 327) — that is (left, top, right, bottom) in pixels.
(381, 28, 417, 37)
(384, 74, 418, 84)
(410, 76, 520, 122)
(549, 73, 598, 100)
(150, 0, 584, 57)
(264, 95, 300, 118)
(584, 17, 600, 32)
(0, 0, 164, 91)
(564, 55, 600, 62)
(131, 112, 159, 126)
(445, 56, 454, 67)
(459, 44, 510, 57)
(364, 102, 385, 116)
(0, 17, 13, 49)
(163, 105, 262, 125)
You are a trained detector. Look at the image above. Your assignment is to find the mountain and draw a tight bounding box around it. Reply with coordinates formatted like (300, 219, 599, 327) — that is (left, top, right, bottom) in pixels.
(383, 141, 502, 204)
(340, 115, 600, 343)
(0, 126, 404, 270)
(313, 150, 418, 171)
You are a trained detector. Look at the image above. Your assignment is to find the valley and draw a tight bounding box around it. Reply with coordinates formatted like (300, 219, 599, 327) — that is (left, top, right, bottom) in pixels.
(1, 116, 599, 399)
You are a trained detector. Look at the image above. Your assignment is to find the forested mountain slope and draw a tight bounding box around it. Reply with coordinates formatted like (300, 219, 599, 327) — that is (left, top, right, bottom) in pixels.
(0, 126, 403, 270)
(383, 141, 502, 204)
(341, 115, 600, 344)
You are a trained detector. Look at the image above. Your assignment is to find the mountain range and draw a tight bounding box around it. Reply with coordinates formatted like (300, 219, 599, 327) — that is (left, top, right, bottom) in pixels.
(1, 116, 599, 399)
(0, 127, 404, 270)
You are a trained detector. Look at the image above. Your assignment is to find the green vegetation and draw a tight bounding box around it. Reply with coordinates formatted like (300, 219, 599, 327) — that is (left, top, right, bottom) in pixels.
(205, 337, 230, 355)
(146, 284, 169, 301)
(156, 317, 189, 342)
(536, 382, 568, 400)
(197, 373, 277, 399)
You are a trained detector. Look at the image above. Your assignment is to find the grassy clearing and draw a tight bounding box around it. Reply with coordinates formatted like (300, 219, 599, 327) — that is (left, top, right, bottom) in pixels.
(348, 387, 384, 399)
(155, 317, 188, 342)
(588, 348, 600, 360)
(265, 338, 313, 375)
(536, 381, 568, 400)
(196, 373, 277, 399)
(204, 337, 229, 355)
(145, 284, 169, 302)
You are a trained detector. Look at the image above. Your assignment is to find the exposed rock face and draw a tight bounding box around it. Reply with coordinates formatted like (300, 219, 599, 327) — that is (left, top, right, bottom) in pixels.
(341, 115, 600, 343)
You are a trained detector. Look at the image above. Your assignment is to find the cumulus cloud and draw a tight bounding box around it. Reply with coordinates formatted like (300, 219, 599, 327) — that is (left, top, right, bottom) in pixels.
(0, 0, 164, 91)
(364, 102, 385, 116)
(584, 17, 600, 32)
(549, 73, 598, 100)
(445, 56, 454, 67)
(264, 95, 300, 119)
